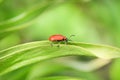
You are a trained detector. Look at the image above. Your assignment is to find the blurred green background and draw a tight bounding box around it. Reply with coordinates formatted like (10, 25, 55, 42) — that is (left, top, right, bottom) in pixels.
(0, 0, 120, 80)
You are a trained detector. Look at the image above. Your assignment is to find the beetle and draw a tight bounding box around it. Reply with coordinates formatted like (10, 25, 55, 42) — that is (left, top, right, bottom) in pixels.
(49, 34, 67, 42)
(49, 34, 74, 47)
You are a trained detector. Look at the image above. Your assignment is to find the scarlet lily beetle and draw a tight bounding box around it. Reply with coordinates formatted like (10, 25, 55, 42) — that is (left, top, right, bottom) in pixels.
(49, 34, 74, 47)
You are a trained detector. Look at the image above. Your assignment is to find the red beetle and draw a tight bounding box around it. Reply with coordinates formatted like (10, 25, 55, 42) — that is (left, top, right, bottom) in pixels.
(49, 34, 67, 42)
(49, 34, 74, 47)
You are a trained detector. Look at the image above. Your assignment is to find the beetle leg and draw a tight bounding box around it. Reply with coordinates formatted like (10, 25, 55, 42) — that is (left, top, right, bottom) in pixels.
(50, 42, 53, 47)
(57, 41, 61, 47)
(65, 40, 68, 45)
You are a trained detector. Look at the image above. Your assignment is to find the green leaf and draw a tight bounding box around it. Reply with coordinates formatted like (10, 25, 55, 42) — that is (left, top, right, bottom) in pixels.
(0, 61, 100, 80)
(109, 59, 120, 80)
(25, 61, 101, 80)
(38, 76, 83, 80)
(0, 4, 46, 39)
(0, 0, 3, 4)
(0, 34, 20, 50)
(0, 65, 31, 80)
(0, 0, 65, 39)
(0, 41, 120, 76)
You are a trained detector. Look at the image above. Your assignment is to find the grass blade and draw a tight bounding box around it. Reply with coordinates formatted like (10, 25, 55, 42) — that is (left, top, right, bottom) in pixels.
(0, 41, 120, 75)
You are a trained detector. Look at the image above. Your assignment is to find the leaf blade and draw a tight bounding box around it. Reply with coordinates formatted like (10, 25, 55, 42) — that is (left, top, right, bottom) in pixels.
(0, 41, 120, 75)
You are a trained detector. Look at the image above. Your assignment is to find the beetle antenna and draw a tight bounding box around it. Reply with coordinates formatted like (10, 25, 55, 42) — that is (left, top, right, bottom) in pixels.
(68, 35, 75, 41)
